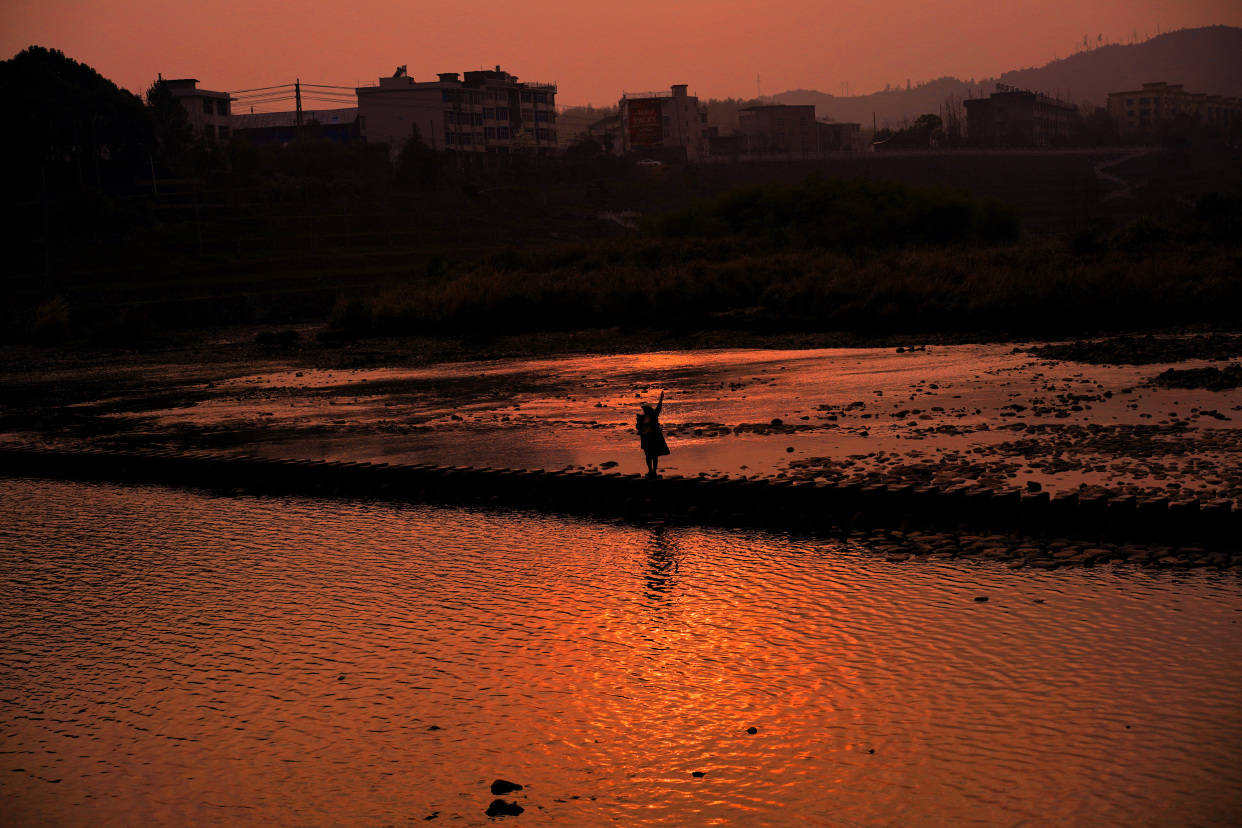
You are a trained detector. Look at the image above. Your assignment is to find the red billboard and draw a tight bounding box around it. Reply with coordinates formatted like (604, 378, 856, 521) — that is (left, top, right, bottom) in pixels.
(628, 98, 663, 147)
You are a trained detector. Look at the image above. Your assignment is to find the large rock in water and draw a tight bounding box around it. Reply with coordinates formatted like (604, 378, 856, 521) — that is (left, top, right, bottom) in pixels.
(486, 799, 524, 816)
(491, 779, 523, 795)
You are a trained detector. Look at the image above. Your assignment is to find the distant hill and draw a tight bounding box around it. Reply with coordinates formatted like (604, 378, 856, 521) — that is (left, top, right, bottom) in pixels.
(769, 25, 1242, 129)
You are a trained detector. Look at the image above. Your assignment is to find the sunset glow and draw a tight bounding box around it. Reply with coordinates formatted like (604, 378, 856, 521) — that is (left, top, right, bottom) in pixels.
(4, 0, 1240, 104)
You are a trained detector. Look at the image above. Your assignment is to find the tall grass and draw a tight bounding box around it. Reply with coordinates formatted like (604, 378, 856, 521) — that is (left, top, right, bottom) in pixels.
(339, 236, 1242, 339)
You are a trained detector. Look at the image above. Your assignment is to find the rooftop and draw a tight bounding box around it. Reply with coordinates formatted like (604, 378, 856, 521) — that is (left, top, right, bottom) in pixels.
(234, 108, 357, 129)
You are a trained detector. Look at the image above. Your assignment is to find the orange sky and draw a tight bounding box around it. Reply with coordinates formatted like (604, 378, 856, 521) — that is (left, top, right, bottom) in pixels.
(3, 0, 1240, 107)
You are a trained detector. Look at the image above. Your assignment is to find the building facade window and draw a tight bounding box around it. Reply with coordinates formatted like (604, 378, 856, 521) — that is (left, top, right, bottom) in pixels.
(483, 107, 495, 119)
(218, 125, 230, 139)
(202, 98, 213, 114)
(520, 90, 532, 102)
(216, 99, 229, 116)
(485, 127, 496, 139)
(496, 107, 509, 120)
(496, 126, 510, 139)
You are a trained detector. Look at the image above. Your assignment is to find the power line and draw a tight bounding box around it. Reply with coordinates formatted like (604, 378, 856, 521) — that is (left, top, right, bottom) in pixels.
(228, 83, 296, 94)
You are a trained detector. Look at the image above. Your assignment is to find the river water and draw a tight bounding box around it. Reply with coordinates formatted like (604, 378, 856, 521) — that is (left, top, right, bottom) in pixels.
(2, 478, 1240, 826)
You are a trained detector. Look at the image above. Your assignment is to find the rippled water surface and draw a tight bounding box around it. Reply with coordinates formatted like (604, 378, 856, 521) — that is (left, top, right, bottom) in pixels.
(2, 479, 1241, 826)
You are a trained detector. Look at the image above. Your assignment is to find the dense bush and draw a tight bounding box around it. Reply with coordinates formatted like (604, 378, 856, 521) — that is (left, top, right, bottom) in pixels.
(647, 175, 1020, 248)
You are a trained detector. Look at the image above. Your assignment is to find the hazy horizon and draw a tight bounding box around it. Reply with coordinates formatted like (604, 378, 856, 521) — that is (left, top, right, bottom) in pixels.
(3, 0, 1241, 107)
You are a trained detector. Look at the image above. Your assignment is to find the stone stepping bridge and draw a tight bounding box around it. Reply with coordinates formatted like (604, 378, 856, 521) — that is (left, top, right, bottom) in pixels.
(1, 444, 1237, 552)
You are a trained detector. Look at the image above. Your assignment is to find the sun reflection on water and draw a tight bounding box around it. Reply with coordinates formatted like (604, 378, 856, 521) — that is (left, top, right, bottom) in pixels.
(0, 479, 1239, 826)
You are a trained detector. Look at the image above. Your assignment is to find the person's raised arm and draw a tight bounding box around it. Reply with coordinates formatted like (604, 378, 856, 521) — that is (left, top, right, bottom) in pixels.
(655, 390, 664, 416)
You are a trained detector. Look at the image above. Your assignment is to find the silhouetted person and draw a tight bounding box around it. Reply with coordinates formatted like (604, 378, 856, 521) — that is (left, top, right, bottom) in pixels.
(637, 390, 670, 478)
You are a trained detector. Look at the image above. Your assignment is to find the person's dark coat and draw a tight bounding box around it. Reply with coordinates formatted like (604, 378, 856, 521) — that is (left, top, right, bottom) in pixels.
(637, 403, 670, 457)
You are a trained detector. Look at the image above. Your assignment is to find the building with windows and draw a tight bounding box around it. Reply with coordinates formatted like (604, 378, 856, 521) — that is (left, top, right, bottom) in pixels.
(963, 84, 1079, 146)
(618, 85, 707, 162)
(356, 65, 556, 158)
(818, 121, 863, 151)
(162, 78, 232, 142)
(737, 104, 818, 155)
(1107, 82, 1242, 140)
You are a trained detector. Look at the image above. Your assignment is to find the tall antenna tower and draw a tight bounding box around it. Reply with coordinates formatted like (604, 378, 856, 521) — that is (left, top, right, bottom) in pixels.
(756, 73, 761, 99)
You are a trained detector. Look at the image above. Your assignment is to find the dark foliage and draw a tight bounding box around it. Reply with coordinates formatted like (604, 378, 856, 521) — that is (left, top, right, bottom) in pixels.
(1, 46, 151, 194)
(648, 174, 1020, 248)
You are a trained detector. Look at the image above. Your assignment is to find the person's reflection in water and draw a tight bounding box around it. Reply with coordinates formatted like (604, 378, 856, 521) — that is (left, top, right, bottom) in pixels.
(644, 525, 680, 602)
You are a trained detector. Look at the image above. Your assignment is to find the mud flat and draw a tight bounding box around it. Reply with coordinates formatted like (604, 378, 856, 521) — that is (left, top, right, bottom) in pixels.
(3, 332, 1240, 511)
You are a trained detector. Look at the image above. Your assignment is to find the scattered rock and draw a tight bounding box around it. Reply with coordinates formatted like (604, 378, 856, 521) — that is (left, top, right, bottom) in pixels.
(691, 771, 707, 778)
(1152, 364, 1242, 392)
(746, 726, 758, 735)
(599, 461, 618, 469)
(491, 779, 523, 796)
(485, 799, 524, 817)
(974, 596, 989, 602)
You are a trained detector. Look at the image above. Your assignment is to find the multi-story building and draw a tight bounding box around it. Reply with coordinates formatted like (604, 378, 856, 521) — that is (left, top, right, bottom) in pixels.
(963, 84, 1079, 146)
(161, 78, 232, 142)
(1107, 82, 1242, 139)
(618, 85, 707, 162)
(356, 65, 557, 158)
(737, 104, 818, 155)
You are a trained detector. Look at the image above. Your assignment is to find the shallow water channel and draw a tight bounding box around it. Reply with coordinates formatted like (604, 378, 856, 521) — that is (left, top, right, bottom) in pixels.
(2, 478, 1240, 826)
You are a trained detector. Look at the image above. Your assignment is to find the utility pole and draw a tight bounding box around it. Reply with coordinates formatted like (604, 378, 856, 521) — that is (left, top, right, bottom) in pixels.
(295, 78, 303, 129)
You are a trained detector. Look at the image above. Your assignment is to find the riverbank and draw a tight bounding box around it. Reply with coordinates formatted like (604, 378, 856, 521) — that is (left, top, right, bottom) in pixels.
(2, 445, 1236, 567)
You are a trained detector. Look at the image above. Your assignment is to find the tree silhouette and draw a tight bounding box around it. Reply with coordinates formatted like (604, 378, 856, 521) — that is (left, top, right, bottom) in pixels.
(2, 45, 149, 193)
(146, 78, 196, 176)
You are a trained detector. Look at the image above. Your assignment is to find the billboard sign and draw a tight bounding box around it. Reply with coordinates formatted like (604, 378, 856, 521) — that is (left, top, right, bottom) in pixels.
(628, 98, 663, 147)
